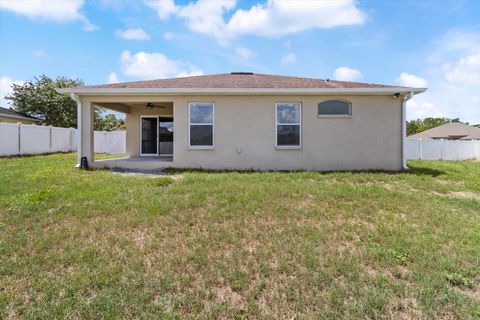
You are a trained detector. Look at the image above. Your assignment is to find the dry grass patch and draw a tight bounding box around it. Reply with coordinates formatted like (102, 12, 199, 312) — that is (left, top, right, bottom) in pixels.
(0, 155, 479, 319)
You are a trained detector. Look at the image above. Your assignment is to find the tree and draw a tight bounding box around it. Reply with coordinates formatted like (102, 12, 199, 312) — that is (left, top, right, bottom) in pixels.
(95, 113, 126, 131)
(6, 75, 84, 128)
(5, 74, 122, 130)
(407, 117, 466, 136)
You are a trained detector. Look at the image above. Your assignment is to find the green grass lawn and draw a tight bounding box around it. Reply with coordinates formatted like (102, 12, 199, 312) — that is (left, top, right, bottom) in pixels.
(1, 153, 479, 319)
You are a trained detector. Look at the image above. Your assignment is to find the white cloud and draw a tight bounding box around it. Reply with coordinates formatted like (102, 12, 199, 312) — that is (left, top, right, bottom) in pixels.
(444, 54, 480, 85)
(333, 67, 361, 81)
(177, 0, 236, 45)
(404, 30, 480, 123)
(164, 32, 174, 40)
(115, 28, 150, 40)
(227, 0, 366, 38)
(144, 0, 179, 20)
(235, 47, 252, 59)
(406, 100, 444, 120)
(32, 49, 49, 58)
(0, 76, 23, 106)
(107, 72, 120, 84)
(120, 50, 203, 79)
(396, 72, 428, 88)
(145, 0, 366, 44)
(429, 29, 480, 63)
(281, 53, 297, 65)
(0, 0, 96, 31)
(99, 0, 132, 11)
(82, 20, 97, 31)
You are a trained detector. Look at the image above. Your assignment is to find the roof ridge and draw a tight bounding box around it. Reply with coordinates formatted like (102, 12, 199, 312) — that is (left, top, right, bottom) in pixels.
(72, 72, 421, 91)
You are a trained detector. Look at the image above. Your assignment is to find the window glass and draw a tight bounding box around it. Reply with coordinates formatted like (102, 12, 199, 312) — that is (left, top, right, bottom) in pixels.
(318, 100, 351, 115)
(159, 118, 173, 143)
(141, 117, 158, 154)
(190, 103, 213, 123)
(276, 103, 301, 147)
(189, 102, 214, 147)
(277, 103, 300, 123)
(190, 125, 213, 146)
(277, 125, 300, 146)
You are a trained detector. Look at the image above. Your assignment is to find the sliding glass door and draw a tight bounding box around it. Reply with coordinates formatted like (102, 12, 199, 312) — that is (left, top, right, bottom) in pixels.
(141, 116, 158, 155)
(140, 116, 174, 156)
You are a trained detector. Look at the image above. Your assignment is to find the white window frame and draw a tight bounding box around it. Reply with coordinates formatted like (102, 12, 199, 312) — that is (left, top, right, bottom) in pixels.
(317, 99, 352, 118)
(188, 102, 214, 149)
(275, 102, 302, 149)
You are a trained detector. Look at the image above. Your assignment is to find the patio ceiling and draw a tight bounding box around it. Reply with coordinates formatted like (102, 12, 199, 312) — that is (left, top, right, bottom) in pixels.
(93, 101, 174, 114)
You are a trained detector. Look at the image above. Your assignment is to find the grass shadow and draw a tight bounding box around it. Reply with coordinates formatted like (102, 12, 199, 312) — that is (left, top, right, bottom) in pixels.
(163, 166, 446, 177)
(406, 164, 445, 177)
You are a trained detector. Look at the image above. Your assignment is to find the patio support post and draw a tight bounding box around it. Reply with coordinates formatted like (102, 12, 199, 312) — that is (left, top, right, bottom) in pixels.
(72, 93, 94, 167)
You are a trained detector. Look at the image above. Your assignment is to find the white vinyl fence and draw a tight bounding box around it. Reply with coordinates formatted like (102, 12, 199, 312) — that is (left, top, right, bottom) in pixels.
(406, 139, 480, 161)
(0, 122, 125, 156)
(2, 123, 479, 161)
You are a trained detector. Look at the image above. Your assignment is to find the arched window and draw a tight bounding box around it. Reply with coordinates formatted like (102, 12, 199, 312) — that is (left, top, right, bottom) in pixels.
(317, 100, 351, 116)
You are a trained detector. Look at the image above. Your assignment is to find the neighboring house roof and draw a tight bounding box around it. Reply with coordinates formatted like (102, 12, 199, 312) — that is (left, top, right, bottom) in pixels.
(408, 122, 480, 140)
(60, 72, 426, 95)
(0, 106, 40, 122)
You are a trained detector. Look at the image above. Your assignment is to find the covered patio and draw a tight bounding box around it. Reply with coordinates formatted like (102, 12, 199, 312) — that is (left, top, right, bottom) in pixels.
(70, 94, 175, 170)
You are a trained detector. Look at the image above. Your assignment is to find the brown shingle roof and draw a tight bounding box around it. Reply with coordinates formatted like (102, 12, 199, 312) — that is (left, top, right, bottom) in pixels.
(408, 123, 480, 140)
(80, 73, 408, 90)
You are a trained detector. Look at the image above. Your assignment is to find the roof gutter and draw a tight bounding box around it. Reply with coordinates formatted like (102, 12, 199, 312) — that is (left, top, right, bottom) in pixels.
(401, 91, 415, 170)
(58, 87, 427, 96)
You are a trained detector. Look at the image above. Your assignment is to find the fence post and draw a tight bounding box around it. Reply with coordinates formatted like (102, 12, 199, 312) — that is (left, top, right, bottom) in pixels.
(476, 140, 479, 160)
(419, 139, 423, 160)
(440, 139, 444, 160)
(456, 140, 459, 161)
(103, 131, 107, 154)
(17, 122, 21, 154)
(472, 140, 475, 160)
(70, 128, 75, 151)
(478, 140, 480, 160)
(49, 126, 53, 153)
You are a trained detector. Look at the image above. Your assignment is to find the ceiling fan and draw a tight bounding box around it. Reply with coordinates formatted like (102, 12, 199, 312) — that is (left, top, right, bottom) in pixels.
(145, 102, 166, 109)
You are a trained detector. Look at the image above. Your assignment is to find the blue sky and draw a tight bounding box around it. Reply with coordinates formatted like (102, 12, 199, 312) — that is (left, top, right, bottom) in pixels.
(1, 0, 480, 123)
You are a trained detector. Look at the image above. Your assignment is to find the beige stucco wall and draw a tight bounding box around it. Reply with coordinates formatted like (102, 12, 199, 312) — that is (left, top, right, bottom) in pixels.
(174, 95, 402, 171)
(80, 94, 402, 171)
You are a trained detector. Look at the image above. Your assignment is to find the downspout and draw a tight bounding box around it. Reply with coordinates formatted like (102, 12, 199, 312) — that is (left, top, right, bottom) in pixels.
(401, 91, 414, 170)
(71, 93, 82, 168)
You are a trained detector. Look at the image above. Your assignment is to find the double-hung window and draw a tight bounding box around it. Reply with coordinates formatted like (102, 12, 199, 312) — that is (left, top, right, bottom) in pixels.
(276, 102, 301, 148)
(189, 102, 214, 148)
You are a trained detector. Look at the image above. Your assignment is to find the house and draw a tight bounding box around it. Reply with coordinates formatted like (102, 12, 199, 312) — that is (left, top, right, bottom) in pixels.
(60, 72, 426, 171)
(408, 122, 480, 140)
(0, 106, 40, 124)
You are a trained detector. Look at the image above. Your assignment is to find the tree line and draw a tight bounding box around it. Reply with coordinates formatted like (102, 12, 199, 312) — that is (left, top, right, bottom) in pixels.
(5, 75, 125, 131)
